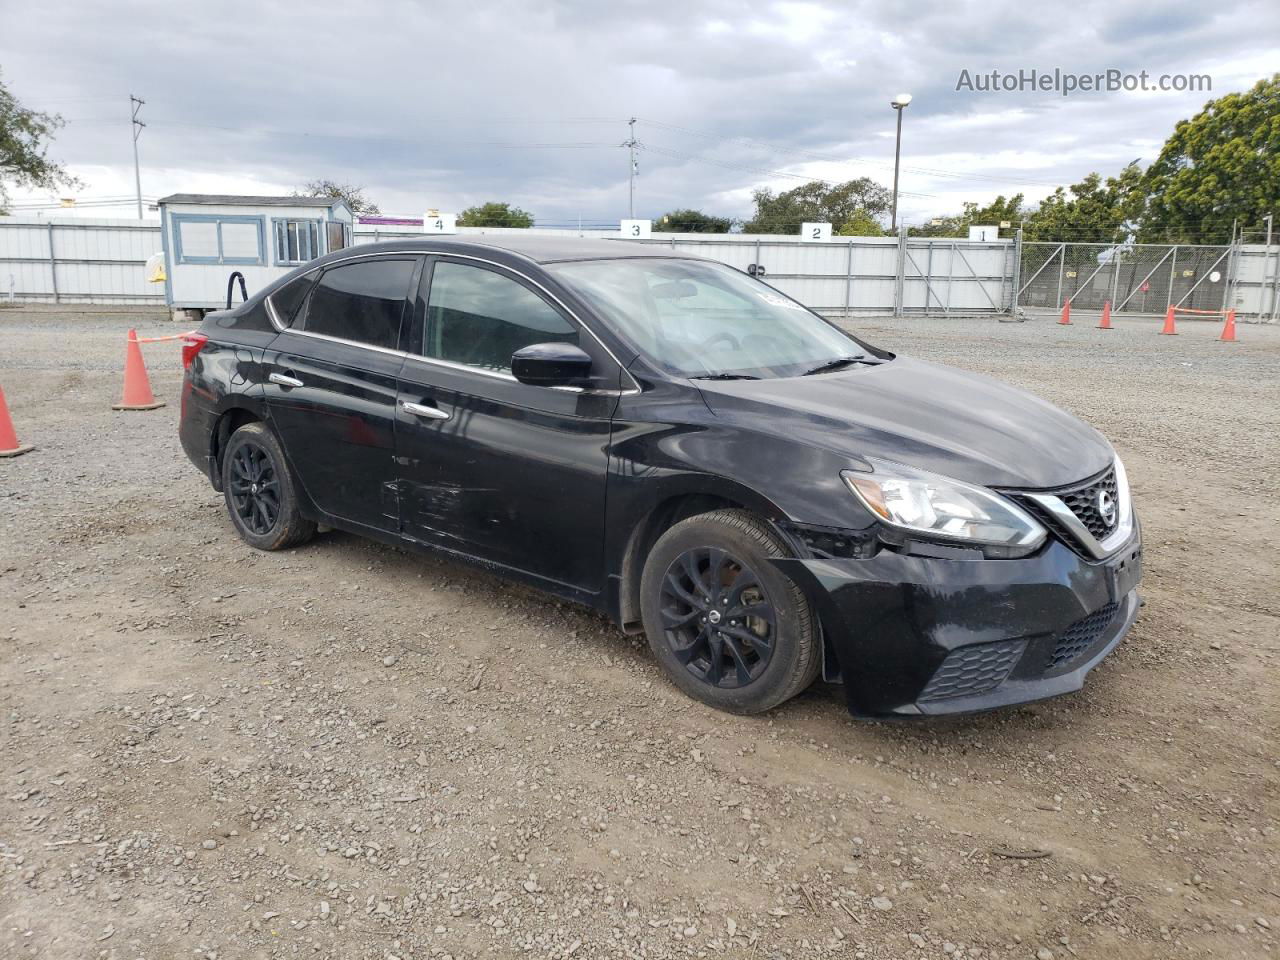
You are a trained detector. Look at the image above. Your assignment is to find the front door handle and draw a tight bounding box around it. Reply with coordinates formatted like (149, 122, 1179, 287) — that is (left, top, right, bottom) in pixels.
(401, 400, 450, 421)
(269, 371, 304, 388)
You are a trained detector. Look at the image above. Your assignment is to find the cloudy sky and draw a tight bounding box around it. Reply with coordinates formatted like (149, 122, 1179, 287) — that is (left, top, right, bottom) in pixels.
(2, 0, 1277, 226)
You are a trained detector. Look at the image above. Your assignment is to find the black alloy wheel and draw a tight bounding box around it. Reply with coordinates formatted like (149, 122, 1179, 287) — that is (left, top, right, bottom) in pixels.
(659, 546, 777, 689)
(228, 442, 280, 535)
(220, 421, 316, 551)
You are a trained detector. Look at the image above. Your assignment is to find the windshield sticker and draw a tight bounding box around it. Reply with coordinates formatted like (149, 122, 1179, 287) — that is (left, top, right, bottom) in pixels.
(755, 292, 806, 311)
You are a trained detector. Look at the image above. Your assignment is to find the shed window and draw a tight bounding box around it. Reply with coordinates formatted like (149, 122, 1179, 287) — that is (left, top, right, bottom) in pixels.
(172, 214, 265, 266)
(222, 222, 262, 260)
(327, 221, 351, 253)
(274, 219, 323, 266)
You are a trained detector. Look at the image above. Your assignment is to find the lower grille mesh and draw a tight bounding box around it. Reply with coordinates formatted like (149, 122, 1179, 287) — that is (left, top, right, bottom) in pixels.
(1047, 603, 1119, 670)
(919, 640, 1026, 702)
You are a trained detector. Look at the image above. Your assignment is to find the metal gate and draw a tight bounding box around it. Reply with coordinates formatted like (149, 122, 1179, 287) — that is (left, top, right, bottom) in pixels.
(1019, 242, 1233, 315)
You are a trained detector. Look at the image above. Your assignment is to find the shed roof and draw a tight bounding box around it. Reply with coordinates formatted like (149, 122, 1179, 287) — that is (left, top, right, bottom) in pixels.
(158, 194, 341, 208)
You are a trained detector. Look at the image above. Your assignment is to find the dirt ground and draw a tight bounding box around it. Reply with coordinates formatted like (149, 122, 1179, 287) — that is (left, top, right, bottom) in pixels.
(1, 304, 1276, 960)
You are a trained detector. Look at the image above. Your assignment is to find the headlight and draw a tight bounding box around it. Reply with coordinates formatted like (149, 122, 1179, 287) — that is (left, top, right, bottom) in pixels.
(842, 459, 1046, 549)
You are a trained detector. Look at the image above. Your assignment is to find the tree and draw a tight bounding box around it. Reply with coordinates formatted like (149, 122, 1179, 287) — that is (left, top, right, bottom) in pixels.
(1139, 74, 1280, 244)
(836, 210, 887, 237)
(655, 208, 734, 233)
(741, 178, 891, 235)
(1022, 170, 1138, 244)
(909, 194, 1026, 238)
(296, 179, 380, 216)
(457, 202, 534, 228)
(0, 71, 78, 213)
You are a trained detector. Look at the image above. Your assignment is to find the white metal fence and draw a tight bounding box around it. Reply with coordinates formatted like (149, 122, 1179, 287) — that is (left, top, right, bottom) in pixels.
(0, 217, 163, 304)
(3, 215, 1277, 321)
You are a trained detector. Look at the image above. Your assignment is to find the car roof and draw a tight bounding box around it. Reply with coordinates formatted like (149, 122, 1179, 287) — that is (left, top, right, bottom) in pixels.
(339, 234, 706, 265)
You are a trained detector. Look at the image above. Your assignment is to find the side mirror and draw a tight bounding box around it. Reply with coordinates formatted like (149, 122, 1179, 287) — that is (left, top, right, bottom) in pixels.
(511, 342, 594, 388)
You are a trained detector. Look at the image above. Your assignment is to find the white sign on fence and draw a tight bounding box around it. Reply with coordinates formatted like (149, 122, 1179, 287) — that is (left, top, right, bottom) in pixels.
(423, 213, 458, 234)
(968, 225, 999, 242)
(620, 219, 651, 239)
(801, 222, 832, 242)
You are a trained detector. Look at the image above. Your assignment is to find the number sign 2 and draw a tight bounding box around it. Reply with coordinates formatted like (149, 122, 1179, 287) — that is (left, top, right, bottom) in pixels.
(801, 222, 832, 242)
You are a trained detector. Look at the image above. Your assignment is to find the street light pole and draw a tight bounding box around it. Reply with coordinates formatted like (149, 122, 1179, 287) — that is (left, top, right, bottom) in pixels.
(130, 95, 146, 220)
(889, 93, 912, 232)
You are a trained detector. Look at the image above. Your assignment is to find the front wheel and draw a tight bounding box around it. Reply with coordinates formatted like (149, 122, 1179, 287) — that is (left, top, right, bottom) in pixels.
(639, 509, 820, 714)
(221, 422, 316, 551)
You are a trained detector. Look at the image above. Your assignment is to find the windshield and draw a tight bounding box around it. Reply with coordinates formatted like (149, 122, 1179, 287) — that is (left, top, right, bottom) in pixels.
(548, 258, 880, 379)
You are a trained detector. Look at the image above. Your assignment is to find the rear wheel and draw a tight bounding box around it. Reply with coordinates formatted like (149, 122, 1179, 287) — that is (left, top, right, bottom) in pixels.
(639, 509, 820, 714)
(221, 422, 315, 551)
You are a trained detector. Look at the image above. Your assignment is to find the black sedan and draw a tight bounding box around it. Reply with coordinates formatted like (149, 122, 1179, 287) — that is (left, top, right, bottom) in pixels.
(178, 236, 1141, 717)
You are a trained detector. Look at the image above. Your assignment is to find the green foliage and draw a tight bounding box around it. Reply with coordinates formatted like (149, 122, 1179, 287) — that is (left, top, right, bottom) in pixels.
(655, 208, 734, 233)
(296, 180, 380, 216)
(741, 178, 891, 235)
(0, 70, 78, 213)
(835, 210, 887, 237)
(457, 201, 534, 228)
(909, 195, 1026, 238)
(1022, 170, 1138, 244)
(1139, 74, 1280, 244)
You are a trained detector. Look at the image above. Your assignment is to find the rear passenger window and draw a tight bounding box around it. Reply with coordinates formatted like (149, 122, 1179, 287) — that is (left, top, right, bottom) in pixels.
(301, 258, 416, 350)
(425, 261, 578, 373)
(269, 270, 318, 327)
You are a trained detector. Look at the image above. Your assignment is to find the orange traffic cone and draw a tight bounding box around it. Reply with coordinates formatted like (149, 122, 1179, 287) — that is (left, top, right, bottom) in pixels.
(112, 329, 166, 411)
(0, 385, 34, 458)
(1218, 309, 1237, 342)
(1098, 300, 1112, 329)
(1059, 299, 1072, 325)
(1159, 306, 1177, 335)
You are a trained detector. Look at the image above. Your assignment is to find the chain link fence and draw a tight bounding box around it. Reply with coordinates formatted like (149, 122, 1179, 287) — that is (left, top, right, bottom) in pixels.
(1019, 242, 1233, 315)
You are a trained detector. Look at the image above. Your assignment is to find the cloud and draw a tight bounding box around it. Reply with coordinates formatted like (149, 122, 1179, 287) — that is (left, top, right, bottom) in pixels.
(2, 0, 1275, 225)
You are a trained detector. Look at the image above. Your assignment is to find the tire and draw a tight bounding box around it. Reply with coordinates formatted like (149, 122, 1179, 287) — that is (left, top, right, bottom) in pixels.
(639, 509, 820, 714)
(220, 422, 316, 551)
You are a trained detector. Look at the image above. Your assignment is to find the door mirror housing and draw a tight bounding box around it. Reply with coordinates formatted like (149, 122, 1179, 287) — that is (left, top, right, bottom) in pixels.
(511, 342, 594, 388)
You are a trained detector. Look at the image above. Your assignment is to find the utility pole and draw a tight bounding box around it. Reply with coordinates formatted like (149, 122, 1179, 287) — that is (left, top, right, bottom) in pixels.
(130, 95, 146, 220)
(622, 117, 639, 220)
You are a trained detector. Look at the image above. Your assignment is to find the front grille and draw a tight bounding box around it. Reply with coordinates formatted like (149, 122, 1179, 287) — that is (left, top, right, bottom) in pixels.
(919, 639, 1026, 702)
(1046, 602, 1119, 670)
(1014, 466, 1119, 555)
(1059, 468, 1119, 539)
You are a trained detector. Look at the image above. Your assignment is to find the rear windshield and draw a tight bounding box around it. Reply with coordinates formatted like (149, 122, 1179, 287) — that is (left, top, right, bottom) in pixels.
(548, 258, 877, 379)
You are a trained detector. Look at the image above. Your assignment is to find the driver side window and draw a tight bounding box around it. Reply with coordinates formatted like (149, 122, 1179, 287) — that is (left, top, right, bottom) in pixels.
(424, 261, 579, 373)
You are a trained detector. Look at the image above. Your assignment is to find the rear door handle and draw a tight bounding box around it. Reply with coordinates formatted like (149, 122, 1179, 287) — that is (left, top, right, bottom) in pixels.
(269, 371, 304, 388)
(401, 400, 450, 421)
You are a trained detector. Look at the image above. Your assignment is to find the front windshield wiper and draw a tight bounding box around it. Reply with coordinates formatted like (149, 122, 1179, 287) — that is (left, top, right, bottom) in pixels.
(690, 372, 762, 381)
(801, 356, 873, 376)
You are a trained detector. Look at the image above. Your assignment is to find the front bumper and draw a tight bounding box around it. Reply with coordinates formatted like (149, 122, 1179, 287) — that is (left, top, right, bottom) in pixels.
(774, 524, 1142, 717)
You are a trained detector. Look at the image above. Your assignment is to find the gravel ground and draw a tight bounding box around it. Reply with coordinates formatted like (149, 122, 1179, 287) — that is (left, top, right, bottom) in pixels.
(1, 304, 1277, 960)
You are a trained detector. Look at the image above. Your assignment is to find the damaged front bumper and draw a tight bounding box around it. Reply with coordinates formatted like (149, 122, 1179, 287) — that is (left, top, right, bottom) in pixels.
(773, 526, 1142, 717)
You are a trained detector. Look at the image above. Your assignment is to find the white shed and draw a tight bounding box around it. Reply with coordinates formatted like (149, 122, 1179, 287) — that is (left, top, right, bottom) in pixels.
(158, 194, 354, 312)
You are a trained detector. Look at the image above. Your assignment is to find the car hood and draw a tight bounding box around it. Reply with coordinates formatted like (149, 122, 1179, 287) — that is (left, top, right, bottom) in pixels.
(696, 356, 1113, 489)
